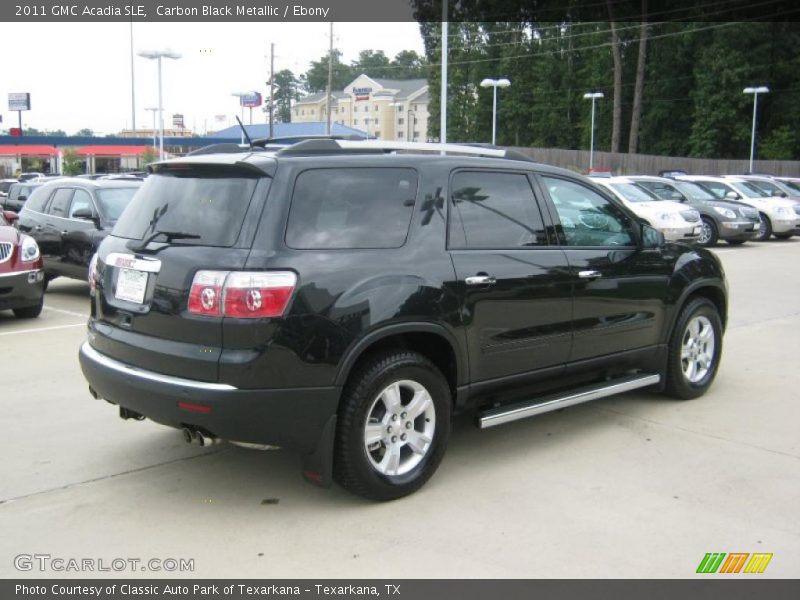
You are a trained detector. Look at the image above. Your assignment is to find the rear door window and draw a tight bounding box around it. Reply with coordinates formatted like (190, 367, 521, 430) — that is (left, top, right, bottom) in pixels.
(47, 188, 75, 218)
(286, 168, 417, 249)
(112, 167, 260, 247)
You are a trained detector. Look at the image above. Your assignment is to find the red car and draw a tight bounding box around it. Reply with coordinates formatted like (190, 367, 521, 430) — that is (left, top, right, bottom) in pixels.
(0, 211, 45, 318)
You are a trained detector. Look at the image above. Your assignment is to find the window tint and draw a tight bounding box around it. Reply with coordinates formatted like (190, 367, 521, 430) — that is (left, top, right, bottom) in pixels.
(698, 181, 733, 199)
(637, 181, 683, 201)
(69, 189, 95, 218)
(543, 177, 635, 247)
(449, 171, 546, 249)
(286, 168, 417, 249)
(112, 169, 259, 247)
(674, 181, 716, 201)
(48, 188, 75, 217)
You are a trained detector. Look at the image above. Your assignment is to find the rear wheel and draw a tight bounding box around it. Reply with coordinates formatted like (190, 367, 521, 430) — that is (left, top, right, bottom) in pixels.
(697, 217, 718, 247)
(13, 299, 43, 319)
(334, 350, 451, 501)
(755, 213, 772, 241)
(664, 297, 722, 400)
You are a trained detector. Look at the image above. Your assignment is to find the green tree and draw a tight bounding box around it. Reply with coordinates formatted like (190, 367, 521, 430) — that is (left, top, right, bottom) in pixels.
(272, 69, 301, 122)
(62, 148, 83, 176)
(75, 128, 94, 137)
(352, 50, 392, 78)
(301, 50, 354, 93)
(390, 50, 426, 78)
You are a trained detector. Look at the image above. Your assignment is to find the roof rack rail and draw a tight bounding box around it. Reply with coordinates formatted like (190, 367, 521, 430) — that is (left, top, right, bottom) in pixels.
(251, 134, 367, 148)
(275, 139, 536, 162)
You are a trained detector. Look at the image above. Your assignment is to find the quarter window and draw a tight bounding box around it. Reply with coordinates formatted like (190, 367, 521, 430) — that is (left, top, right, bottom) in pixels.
(542, 177, 634, 247)
(48, 188, 75, 218)
(286, 168, 417, 249)
(449, 171, 547, 249)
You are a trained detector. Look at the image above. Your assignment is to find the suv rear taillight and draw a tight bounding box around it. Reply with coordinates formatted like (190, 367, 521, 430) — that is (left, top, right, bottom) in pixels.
(188, 270, 297, 318)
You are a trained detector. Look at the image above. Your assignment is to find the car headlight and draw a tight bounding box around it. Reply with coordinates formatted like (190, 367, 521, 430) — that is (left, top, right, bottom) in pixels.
(658, 212, 677, 223)
(713, 206, 737, 219)
(792, 204, 800, 216)
(777, 206, 792, 217)
(20, 234, 40, 262)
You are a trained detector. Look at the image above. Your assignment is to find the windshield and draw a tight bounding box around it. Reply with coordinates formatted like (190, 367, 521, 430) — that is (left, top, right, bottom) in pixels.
(738, 181, 772, 197)
(112, 169, 260, 247)
(747, 180, 792, 197)
(674, 181, 717, 201)
(0, 181, 14, 194)
(610, 183, 659, 203)
(782, 180, 800, 194)
(96, 187, 140, 221)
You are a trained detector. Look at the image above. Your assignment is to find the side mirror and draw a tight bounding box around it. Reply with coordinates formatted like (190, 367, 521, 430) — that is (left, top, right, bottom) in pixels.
(3, 210, 19, 224)
(641, 224, 664, 248)
(773, 191, 787, 198)
(669, 191, 685, 202)
(725, 191, 740, 200)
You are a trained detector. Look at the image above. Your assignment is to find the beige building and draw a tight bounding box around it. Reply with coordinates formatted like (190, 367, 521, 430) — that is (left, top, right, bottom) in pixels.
(292, 74, 430, 142)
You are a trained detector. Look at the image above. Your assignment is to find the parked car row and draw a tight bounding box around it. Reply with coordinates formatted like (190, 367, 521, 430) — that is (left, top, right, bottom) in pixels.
(588, 172, 800, 246)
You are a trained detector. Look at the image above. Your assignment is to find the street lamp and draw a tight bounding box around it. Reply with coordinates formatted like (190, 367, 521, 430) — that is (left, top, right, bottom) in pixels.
(479, 78, 511, 146)
(144, 107, 158, 151)
(743, 86, 769, 173)
(583, 92, 604, 171)
(138, 49, 181, 160)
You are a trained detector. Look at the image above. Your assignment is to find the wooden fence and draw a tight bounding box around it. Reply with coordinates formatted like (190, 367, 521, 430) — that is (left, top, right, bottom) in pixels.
(507, 146, 800, 177)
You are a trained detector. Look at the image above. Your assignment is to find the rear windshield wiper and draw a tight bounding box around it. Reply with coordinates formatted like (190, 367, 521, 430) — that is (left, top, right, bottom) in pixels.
(128, 230, 201, 252)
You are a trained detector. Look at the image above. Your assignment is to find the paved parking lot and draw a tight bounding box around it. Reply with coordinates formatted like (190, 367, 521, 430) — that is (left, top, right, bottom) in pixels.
(1, 240, 799, 579)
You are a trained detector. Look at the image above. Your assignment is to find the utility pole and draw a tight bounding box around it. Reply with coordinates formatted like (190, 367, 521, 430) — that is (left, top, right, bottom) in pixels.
(326, 22, 333, 136)
(440, 0, 448, 151)
(129, 20, 136, 132)
(269, 42, 275, 138)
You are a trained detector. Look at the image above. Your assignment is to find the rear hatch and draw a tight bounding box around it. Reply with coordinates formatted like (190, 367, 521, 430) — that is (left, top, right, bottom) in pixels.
(89, 159, 273, 382)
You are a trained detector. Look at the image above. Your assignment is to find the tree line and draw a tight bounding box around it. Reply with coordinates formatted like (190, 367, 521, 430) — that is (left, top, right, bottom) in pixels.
(417, 19, 800, 160)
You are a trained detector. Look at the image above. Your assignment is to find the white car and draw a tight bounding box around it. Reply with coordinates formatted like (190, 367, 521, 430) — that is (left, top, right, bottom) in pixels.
(676, 175, 797, 240)
(592, 177, 702, 242)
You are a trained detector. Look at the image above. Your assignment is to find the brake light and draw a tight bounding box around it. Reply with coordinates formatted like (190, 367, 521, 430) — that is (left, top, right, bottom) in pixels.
(187, 270, 297, 318)
(188, 270, 227, 316)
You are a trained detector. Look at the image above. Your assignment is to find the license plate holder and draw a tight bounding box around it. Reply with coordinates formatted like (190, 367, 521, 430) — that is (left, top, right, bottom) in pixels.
(115, 268, 148, 304)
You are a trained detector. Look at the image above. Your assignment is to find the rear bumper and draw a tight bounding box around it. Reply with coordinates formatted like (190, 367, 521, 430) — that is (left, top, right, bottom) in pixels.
(0, 269, 44, 311)
(78, 341, 341, 455)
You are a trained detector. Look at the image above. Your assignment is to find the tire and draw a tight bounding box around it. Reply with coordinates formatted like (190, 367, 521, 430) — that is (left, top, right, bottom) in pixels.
(664, 297, 723, 400)
(725, 240, 746, 246)
(774, 232, 794, 240)
(13, 299, 43, 319)
(697, 217, 718, 247)
(334, 350, 451, 501)
(43, 273, 57, 292)
(755, 213, 772, 241)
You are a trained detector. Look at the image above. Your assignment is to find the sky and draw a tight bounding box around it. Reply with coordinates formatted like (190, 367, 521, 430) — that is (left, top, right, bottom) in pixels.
(0, 21, 426, 135)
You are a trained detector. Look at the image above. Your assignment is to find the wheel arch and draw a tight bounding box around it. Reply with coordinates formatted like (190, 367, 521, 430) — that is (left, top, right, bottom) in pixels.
(667, 281, 728, 344)
(334, 323, 466, 399)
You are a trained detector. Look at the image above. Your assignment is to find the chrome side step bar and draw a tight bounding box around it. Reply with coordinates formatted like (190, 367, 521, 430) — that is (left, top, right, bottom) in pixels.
(478, 373, 661, 429)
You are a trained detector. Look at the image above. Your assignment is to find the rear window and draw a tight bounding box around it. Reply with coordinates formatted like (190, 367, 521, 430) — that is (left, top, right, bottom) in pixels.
(286, 168, 417, 249)
(112, 168, 259, 247)
(96, 187, 139, 221)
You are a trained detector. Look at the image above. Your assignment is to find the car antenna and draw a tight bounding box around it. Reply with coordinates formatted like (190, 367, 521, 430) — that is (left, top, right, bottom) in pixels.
(235, 116, 253, 147)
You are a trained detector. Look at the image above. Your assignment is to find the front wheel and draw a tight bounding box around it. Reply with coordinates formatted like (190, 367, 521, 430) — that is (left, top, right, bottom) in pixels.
(697, 217, 718, 247)
(664, 297, 723, 400)
(774, 232, 794, 240)
(755, 213, 772, 241)
(334, 350, 451, 501)
(13, 299, 43, 319)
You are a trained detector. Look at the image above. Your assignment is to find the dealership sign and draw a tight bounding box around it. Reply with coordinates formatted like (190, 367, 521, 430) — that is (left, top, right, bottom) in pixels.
(240, 93, 262, 108)
(8, 93, 31, 111)
(172, 113, 185, 128)
(353, 87, 372, 101)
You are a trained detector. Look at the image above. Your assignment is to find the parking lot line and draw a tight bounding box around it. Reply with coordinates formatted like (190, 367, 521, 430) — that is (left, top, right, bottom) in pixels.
(0, 323, 85, 337)
(43, 305, 89, 319)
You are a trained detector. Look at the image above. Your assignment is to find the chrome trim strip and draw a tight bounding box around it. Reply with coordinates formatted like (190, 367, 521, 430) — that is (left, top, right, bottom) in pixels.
(0, 269, 40, 278)
(105, 252, 162, 273)
(80, 342, 237, 391)
(478, 373, 661, 429)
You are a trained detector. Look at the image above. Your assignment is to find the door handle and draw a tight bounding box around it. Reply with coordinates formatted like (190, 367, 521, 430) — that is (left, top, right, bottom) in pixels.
(34, 225, 43, 231)
(61, 230, 69, 235)
(465, 275, 497, 286)
(578, 270, 602, 279)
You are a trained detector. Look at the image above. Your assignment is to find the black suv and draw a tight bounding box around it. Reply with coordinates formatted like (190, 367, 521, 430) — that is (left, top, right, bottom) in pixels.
(79, 140, 727, 500)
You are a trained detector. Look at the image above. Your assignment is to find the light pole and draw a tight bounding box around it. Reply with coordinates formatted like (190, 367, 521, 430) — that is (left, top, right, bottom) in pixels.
(138, 49, 181, 160)
(583, 92, 604, 171)
(479, 78, 511, 146)
(144, 107, 158, 151)
(743, 86, 769, 173)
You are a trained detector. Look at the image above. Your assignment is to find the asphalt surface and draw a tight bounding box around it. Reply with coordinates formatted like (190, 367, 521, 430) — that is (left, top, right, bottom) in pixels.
(1, 240, 798, 579)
